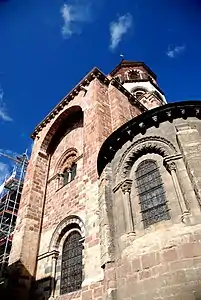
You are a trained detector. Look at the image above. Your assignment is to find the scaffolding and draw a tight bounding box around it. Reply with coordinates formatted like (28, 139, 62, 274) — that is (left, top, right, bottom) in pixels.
(0, 152, 28, 279)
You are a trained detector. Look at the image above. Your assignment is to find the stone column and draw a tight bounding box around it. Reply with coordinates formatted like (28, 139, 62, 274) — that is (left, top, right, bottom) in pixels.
(98, 167, 115, 268)
(176, 123, 201, 202)
(165, 160, 189, 222)
(50, 250, 59, 299)
(120, 179, 135, 235)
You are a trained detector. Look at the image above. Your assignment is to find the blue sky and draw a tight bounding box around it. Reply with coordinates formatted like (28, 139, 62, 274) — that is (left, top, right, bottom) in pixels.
(0, 0, 201, 182)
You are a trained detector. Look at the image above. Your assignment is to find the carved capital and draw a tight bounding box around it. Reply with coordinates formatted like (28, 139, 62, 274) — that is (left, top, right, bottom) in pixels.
(120, 179, 132, 194)
(165, 161, 176, 172)
(52, 250, 60, 260)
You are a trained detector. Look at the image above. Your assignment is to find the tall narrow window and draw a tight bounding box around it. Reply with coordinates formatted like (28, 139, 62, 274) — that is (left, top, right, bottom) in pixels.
(63, 163, 77, 185)
(136, 160, 170, 228)
(60, 231, 83, 295)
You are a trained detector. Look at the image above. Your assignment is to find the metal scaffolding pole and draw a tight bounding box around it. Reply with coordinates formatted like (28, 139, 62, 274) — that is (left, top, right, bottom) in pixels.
(0, 151, 28, 279)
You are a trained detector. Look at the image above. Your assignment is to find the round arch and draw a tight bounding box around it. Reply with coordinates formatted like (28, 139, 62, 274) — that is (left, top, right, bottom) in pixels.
(117, 136, 177, 181)
(55, 147, 78, 174)
(40, 105, 83, 154)
(49, 215, 85, 251)
(131, 86, 148, 94)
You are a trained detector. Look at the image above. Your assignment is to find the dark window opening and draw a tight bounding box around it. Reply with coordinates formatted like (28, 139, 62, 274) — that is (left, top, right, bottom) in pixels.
(63, 163, 77, 185)
(60, 231, 83, 295)
(136, 160, 170, 228)
(135, 91, 145, 99)
(129, 70, 140, 80)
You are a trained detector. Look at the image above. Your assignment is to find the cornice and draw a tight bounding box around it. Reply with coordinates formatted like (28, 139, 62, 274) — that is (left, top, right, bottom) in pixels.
(110, 60, 157, 79)
(97, 100, 201, 176)
(31, 67, 110, 139)
(31, 68, 148, 139)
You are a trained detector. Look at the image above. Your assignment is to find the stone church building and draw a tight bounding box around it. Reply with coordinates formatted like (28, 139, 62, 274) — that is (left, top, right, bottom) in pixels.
(6, 60, 201, 299)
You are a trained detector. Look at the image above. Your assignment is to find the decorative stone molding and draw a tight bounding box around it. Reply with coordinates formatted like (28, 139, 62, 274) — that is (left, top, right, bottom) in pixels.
(152, 115, 158, 123)
(55, 148, 78, 174)
(166, 110, 172, 118)
(164, 156, 189, 222)
(195, 107, 200, 116)
(38, 250, 59, 261)
(98, 101, 201, 177)
(120, 179, 132, 194)
(175, 123, 192, 132)
(117, 136, 177, 180)
(163, 154, 183, 171)
(31, 68, 110, 139)
(165, 161, 177, 172)
(49, 215, 85, 251)
(113, 179, 132, 193)
(113, 179, 135, 234)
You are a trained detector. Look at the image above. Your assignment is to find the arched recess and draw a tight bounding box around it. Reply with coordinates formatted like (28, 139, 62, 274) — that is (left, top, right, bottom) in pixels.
(55, 147, 78, 174)
(41, 105, 83, 155)
(131, 86, 148, 94)
(49, 215, 85, 251)
(117, 136, 177, 181)
(127, 69, 143, 80)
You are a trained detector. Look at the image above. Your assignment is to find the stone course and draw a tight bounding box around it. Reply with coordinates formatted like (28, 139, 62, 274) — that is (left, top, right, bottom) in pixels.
(8, 60, 201, 300)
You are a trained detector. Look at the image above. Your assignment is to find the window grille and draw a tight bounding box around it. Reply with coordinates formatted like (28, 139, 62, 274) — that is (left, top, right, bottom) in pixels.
(60, 231, 83, 295)
(136, 160, 170, 228)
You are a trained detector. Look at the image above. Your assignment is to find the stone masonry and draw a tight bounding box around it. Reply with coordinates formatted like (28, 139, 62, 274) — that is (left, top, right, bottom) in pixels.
(7, 60, 201, 300)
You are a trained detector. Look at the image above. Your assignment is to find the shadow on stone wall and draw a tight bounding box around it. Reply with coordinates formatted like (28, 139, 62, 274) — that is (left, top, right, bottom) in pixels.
(0, 260, 53, 300)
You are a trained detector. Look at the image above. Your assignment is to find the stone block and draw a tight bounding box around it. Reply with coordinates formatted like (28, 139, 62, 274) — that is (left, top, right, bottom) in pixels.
(162, 247, 178, 262)
(141, 252, 159, 270)
(132, 258, 141, 272)
(82, 290, 92, 300)
(181, 243, 201, 258)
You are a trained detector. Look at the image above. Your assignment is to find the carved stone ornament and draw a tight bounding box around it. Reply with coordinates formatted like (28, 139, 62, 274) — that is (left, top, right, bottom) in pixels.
(49, 215, 85, 251)
(165, 161, 176, 172)
(152, 115, 158, 122)
(166, 110, 172, 118)
(116, 136, 177, 180)
(120, 179, 132, 194)
(195, 108, 200, 115)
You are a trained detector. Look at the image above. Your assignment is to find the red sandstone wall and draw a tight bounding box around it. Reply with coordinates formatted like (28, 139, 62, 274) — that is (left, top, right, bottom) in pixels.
(9, 76, 144, 300)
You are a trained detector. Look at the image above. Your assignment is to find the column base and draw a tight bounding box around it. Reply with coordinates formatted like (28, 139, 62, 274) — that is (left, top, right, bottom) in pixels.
(182, 212, 201, 226)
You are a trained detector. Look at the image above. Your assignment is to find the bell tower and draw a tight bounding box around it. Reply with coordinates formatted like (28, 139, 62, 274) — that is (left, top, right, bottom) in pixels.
(110, 60, 167, 110)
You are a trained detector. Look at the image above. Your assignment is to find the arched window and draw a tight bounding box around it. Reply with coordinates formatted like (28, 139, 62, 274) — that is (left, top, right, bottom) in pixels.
(131, 88, 147, 99)
(60, 230, 83, 294)
(63, 163, 77, 185)
(135, 90, 145, 99)
(129, 70, 140, 80)
(136, 160, 170, 228)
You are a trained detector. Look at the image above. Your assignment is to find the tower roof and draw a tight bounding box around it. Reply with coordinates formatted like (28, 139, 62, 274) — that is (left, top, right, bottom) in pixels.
(110, 60, 157, 79)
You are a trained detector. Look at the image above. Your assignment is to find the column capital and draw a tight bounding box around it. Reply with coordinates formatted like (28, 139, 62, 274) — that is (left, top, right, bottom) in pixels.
(165, 161, 176, 172)
(120, 179, 132, 194)
(52, 250, 60, 260)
